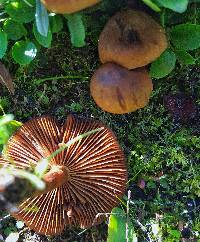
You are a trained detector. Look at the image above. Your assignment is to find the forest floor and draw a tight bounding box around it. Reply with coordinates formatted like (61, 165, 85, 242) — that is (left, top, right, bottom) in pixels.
(0, 2, 200, 241)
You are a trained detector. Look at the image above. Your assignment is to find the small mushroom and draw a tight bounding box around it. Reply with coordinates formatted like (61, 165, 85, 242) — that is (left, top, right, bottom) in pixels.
(98, 10, 167, 69)
(41, 0, 101, 14)
(0, 115, 127, 235)
(90, 63, 153, 114)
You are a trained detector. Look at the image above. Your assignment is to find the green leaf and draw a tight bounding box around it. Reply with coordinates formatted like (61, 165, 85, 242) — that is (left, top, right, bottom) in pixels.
(0, 29, 7, 59)
(33, 22, 52, 48)
(169, 229, 181, 238)
(0, 114, 22, 145)
(107, 207, 137, 242)
(50, 15, 63, 33)
(159, 178, 169, 189)
(170, 24, 200, 51)
(5, 0, 35, 23)
(0, 0, 7, 4)
(175, 50, 196, 65)
(141, 0, 161, 12)
(35, 0, 49, 37)
(12, 41, 37, 65)
(65, 13, 86, 47)
(150, 49, 176, 79)
(3, 19, 27, 40)
(155, 0, 189, 13)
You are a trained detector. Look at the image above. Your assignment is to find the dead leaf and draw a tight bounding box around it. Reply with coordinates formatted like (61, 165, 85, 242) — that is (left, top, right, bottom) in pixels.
(0, 62, 15, 94)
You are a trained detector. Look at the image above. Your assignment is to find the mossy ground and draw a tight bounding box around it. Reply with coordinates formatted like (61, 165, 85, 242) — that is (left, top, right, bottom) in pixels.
(0, 2, 200, 241)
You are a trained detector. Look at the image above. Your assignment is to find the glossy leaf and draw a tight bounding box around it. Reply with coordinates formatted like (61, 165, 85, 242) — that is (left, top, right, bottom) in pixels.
(33, 22, 52, 48)
(50, 15, 63, 33)
(155, 0, 189, 13)
(5, 0, 35, 23)
(0, 29, 7, 59)
(107, 207, 137, 242)
(35, 0, 49, 37)
(66, 13, 86, 47)
(3, 19, 27, 40)
(150, 49, 176, 79)
(12, 41, 37, 65)
(170, 24, 200, 50)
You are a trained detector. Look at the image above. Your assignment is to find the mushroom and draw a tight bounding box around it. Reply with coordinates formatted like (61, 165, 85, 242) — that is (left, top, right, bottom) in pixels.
(90, 63, 153, 114)
(0, 115, 127, 235)
(41, 0, 101, 14)
(98, 9, 167, 69)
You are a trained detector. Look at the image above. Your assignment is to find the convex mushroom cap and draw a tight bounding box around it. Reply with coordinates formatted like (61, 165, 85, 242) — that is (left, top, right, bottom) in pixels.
(98, 10, 168, 69)
(0, 115, 127, 235)
(90, 63, 153, 114)
(41, 0, 101, 14)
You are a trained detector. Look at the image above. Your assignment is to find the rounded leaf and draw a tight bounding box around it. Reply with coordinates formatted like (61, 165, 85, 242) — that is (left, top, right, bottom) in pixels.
(12, 41, 37, 65)
(3, 19, 27, 40)
(170, 24, 200, 50)
(150, 49, 176, 79)
(5, 0, 35, 23)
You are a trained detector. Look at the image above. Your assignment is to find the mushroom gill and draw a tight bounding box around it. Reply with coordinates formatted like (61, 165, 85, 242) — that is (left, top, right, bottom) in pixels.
(0, 115, 127, 235)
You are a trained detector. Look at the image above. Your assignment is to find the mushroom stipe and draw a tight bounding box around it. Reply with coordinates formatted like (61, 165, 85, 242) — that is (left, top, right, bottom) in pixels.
(0, 115, 127, 235)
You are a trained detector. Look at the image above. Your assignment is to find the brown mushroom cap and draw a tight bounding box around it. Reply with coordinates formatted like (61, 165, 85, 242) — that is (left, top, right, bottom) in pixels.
(41, 0, 101, 14)
(0, 115, 127, 235)
(90, 63, 153, 114)
(98, 10, 168, 69)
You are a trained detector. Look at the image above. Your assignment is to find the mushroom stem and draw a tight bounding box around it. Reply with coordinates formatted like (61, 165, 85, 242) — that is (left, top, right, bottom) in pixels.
(34, 165, 70, 196)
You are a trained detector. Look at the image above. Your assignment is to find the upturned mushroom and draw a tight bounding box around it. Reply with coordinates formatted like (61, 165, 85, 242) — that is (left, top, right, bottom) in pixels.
(41, 0, 101, 14)
(0, 115, 127, 235)
(98, 9, 167, 69)
(90, 63, 153, 114)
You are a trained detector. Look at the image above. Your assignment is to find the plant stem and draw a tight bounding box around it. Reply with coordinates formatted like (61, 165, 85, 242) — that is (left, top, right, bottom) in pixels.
(35, 75, 89, 85)
(0, 104, 5, 115)
(126, 190, 131, 242)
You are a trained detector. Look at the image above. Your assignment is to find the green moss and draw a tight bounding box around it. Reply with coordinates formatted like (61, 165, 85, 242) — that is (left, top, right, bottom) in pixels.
(0, 2, 200, 241)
